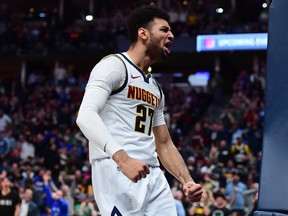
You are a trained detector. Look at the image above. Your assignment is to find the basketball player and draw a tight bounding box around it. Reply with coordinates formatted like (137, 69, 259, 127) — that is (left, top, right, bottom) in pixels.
(76, 5, 203, 215)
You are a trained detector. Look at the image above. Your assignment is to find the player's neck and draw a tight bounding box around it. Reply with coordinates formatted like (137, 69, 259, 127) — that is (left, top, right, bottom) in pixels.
(126, 48, 151, 75)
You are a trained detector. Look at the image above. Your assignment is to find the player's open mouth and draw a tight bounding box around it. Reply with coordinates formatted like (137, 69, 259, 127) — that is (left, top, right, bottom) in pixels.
(164, 41, 172, 54)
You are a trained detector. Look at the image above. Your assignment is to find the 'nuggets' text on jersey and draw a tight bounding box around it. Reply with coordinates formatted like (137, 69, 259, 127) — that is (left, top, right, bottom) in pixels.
(127, 85, 160, 109)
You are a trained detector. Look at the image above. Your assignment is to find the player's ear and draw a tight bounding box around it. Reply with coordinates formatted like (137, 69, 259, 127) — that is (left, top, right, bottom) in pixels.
(138, 27, 149, 40)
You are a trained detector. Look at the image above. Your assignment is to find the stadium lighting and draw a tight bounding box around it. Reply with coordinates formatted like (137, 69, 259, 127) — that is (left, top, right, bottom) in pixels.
(262, 3, 268, 8)
(183, 0, 188, 6)
(148, 66, 152, 73)
(216, 8, 224, 14)
(85, 15, 93, 21)
(39, 12, 46, 18)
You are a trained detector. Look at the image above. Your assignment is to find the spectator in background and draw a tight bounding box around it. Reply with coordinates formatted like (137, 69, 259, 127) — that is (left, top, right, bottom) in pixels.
(8, 163, 22, 185)
(244, 182, 259, 216)
(0, 132, 9, 160)
(10, 110, 24, 135)
(54, 62, 68, 86)
(187, 189, 212, 216)
(201, 172, 219, 204)
(4, 130, 17, 153)
(0, 108, 12, 132)
(43, 142, 61, 184)
(74, 193, 98, 216)
(61, 184, 75, 216)
(190, 122, 208, 151)
(200, 159, 215, 176)
(217, 139, 233, 166)
(210, 192, 231, 216)
(20, 164, 35, 186)
(225, 171, 247, 216)
(0, 177, 21, 216)
(43, 172, 68, 216)
(229, 123, 243, 147)
(231, 136, 251, 167)
(23, 177, 43, 213)
(207, 122, 223, 147)
(246, 122, 262, 156)
(19, 188, 39, 216)
(172, 189, 187, 216)
(219, 107, 235, 130)
(221, 159, 238, 188)
(68, 169, 83, 195)
(209, 72, 224, 106)
(18, 134, 35, 161)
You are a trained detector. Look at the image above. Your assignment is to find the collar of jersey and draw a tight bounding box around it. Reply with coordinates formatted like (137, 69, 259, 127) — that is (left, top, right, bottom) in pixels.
(119, 53, 151, 83)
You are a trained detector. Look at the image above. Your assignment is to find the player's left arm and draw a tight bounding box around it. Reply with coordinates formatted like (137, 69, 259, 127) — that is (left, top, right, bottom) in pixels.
(153, 90, 202, 202)
(153, 124, 202, 203)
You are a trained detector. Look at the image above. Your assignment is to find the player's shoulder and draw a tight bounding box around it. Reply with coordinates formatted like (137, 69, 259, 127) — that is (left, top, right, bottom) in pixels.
(99, 53, 125, 65)
(91, 53, 126, 73)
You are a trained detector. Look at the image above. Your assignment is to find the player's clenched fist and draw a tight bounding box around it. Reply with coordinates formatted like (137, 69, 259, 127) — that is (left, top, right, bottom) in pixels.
(119, 158, 150, 183)
(183, 181, 203, 203)
(113, 150, 150, 183)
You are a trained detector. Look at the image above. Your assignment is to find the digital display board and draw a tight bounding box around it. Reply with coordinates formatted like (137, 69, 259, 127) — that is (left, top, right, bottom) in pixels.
(188, 71, 210, 87)
(196, 33, 268, 52)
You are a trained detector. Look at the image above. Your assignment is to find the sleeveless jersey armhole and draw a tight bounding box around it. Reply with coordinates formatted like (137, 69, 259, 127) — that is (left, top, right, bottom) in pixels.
(110, 54, 128, 95)
(152, 76, 163, 101)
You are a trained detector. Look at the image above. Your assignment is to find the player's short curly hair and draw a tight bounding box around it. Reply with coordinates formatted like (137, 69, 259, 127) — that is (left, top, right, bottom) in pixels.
(126, 5, 170, 44)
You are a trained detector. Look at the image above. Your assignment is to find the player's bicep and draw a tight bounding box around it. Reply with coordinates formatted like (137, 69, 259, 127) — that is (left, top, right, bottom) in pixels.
(153, 93, 166, 127)
(153, 124, 172, 146)
(153, 109, 165, 127)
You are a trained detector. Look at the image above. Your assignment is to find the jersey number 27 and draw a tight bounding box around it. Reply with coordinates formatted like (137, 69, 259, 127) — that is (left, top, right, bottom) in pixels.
(135, 105, 154, 136)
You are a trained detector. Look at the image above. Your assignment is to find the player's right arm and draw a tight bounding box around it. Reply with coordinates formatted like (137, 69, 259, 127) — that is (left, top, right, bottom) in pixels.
(76, 56, 125, 156)
(76, 55, 149, 182)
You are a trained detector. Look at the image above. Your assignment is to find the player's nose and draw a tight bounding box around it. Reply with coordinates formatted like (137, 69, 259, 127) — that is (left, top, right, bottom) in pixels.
(168, 31, 174, 41)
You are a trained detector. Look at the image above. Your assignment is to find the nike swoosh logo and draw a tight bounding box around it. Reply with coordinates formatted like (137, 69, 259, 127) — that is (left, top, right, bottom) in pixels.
(131, 75, 141, 79)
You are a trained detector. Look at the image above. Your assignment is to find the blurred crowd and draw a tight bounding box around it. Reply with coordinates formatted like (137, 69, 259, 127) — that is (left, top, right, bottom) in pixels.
(0, 65, 97, 215)
(165, 61, 266, 216)
(0, 55, 266, 216)
(0, 0, 269, 54)
(0, 0, 268, 215)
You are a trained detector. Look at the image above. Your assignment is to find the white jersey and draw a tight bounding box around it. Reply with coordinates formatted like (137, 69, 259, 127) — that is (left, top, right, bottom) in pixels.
(87, 53, 166, 166)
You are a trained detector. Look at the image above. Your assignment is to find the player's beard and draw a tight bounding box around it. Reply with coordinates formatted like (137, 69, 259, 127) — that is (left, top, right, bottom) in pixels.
(146, 33, 166, 61)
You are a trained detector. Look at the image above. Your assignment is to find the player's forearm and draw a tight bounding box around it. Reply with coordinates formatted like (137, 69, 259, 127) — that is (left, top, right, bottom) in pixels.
(76, 107, 122, 157)
(158, 143, 193, 184)
(154, 125, 194, 184)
